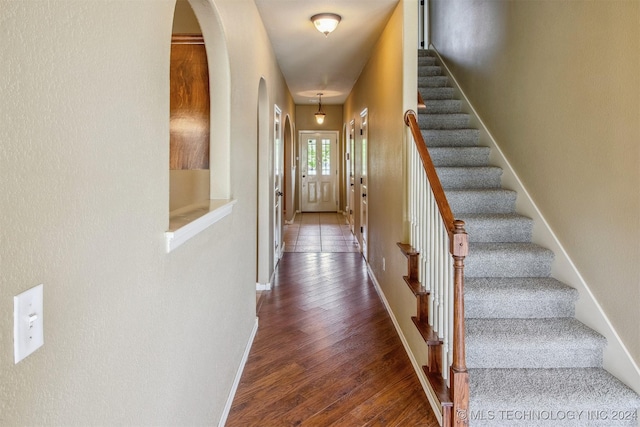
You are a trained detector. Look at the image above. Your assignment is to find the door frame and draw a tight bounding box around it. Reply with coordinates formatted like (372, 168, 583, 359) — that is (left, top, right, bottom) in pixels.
(273, 105, 283, 266)
(348, 120, 356, 234)
(359, 108, 369, 260)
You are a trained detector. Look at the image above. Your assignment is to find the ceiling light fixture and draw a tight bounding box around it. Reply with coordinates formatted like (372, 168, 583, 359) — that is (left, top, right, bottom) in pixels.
(315, 93, 326, 125)
(311, 13, 341, 37)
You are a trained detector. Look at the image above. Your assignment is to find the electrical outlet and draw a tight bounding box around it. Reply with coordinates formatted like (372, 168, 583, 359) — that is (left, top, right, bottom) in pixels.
(382, 257, 386, 272)
(14, 284, 44, 364)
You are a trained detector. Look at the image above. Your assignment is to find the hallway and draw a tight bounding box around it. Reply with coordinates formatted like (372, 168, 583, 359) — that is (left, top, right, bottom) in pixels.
(226, 241, 438, 425)
(283, 212, 361, 253)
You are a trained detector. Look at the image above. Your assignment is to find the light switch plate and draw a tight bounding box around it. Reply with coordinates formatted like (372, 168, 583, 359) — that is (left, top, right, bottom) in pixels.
(14, 284, 44, 364)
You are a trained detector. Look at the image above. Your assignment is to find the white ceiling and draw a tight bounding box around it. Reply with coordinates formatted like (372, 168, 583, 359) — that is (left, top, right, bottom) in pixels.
(254, 0, 400, 105)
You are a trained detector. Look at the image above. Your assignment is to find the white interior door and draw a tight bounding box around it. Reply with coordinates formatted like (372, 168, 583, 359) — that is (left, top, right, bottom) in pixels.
(273, 106, 283, 265)
(348, 121, 355, 234)
(300, 132, 338, 212)
(360, 110, 368, 260)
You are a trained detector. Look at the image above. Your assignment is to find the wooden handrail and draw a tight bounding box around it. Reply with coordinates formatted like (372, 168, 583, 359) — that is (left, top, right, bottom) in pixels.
(404, 109, 456, 237)
(405, 107, 469, 426)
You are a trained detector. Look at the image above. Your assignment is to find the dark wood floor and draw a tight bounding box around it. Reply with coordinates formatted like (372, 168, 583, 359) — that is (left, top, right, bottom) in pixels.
(226, 252, 439, 426)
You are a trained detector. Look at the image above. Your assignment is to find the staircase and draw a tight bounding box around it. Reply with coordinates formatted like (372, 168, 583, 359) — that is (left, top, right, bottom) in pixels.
(400, 49, 640, 426)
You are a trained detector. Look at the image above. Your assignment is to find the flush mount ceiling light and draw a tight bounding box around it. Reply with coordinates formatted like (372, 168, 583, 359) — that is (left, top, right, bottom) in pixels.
(311, 13, 341, 37)
(314, 93, 326, 125)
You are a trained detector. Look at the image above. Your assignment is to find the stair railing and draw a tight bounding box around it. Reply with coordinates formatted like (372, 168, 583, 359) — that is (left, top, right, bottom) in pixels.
(404, 108, 470, 425)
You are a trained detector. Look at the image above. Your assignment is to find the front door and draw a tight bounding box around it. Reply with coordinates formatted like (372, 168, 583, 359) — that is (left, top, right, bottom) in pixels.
(300, 132, 338, 212)
(360, 110, 368, 260)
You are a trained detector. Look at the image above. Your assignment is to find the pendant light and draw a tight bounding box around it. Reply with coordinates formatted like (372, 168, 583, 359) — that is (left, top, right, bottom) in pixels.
(315, 93, 326, 125)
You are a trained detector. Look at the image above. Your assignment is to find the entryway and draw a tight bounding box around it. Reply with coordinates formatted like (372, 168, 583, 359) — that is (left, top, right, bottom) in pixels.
(283, 212, 359, 253)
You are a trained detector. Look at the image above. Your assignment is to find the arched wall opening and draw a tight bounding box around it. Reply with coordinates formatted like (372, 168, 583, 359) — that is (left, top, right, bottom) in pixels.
(170, 0, 231, 214)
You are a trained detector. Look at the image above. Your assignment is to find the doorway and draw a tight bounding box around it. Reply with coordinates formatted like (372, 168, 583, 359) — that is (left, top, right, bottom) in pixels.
(359, 109, 368, 260)
(299, 131, 338, 212)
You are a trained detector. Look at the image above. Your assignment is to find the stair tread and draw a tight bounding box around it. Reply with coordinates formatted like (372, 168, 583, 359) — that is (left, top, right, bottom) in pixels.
(431, 148, 491, 168)
(422, 129, 480, 146)
(468, 241, 552, 252)
(397, 242, 418, 256)
(465, 277, 577, 299)
(469, 368, 640, 407)
(466, 318, 605, 348)
(419, 87, 455, 100)
(412, 316, 442, 345)
(459, 213, 534, 243)
(465, 277, 578, 318)
(438, 167, 503, 190)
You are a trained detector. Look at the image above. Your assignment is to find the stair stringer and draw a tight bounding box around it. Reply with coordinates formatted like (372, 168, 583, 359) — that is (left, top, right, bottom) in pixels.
(429, 43, 640, 395)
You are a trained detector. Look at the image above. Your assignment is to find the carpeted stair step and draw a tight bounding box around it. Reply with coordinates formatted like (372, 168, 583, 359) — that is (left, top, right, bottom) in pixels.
(420, 100, 461, 114)
(418, 75, 449, 87)
(465, 242, 554, 277)
(466, 318, 605, 369)
(419, 87, 455, 100)
(446, 189, 517, 214)
(418, 57, 437, 67)
(458, 213, 533, 242)
(422, 129, 479, 146)
(429, 147, 490, 167)
(465, 277, 578, 318)
(419, 113, 470, 129)
(419, 65, 442, 76)
(418, 49, 435, 57)
(437, 167, 503, 189)
(469, 368, 640, 426)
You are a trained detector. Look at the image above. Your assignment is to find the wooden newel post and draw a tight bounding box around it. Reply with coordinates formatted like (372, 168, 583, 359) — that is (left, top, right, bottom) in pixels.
(450, 220, 469, 425)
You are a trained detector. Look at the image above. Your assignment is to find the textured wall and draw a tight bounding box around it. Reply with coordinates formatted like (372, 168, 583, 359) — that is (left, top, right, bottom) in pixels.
(430, 0, 640, 364)
(0, 0, 293, 424)
(343, 0, 429, 370)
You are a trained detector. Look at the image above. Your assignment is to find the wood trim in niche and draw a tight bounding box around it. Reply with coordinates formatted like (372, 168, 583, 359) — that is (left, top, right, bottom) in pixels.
(170, 33, 210, 170)
(171, 34, 204, 45)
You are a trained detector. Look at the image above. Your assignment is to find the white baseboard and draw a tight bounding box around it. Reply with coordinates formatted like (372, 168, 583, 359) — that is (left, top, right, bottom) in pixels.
(430, 44, 640, 395)
(284, 210, 298, 225)
(365, 263, 444, 426)
(218, 317, 259, 427)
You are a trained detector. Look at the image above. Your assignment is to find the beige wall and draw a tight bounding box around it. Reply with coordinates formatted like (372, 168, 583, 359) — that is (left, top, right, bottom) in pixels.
(0, 0, 293, 424)
(430, 0, 640, 364)
(343, 0, 429, 370)
(295, 104, 344, 131)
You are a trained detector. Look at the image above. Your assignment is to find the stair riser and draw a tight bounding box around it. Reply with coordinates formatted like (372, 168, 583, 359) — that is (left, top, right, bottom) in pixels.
(430, 148, 491, 167)
(418, 75, 449, 87)
(446, 191, 517, 214)
(418, 57, 437, 66)
(422, 100, 461, 114)
(465, 249, 553, 277)
(419, 113, 470, 130)
(461, 216, 533, 242)
(467, 348, 603, 369)
(437, 167, 503, 190)
(419, 66, 442, 76)
(420, 87, 455, 100)
(422, 129, 479, 146)
(465, 298, 575, 318)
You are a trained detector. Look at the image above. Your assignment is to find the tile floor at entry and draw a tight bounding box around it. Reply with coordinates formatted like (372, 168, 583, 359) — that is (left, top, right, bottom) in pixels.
(284, 212, 360, 253)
